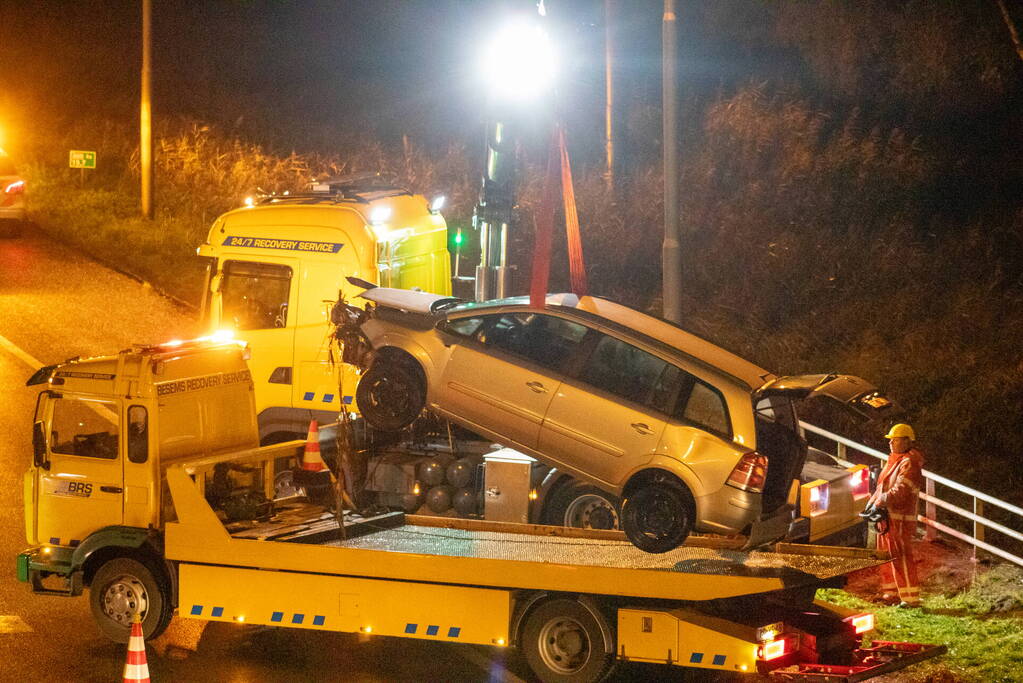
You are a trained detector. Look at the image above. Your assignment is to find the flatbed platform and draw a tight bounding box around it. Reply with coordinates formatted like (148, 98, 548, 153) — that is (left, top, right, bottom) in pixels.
(217, 497, 884, 597)
(170, 458, 886, 603)
(327, 523, 883, 582)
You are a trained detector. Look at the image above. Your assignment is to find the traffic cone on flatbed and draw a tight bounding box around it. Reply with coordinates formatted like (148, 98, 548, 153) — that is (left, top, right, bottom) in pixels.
(300, 420, 328, 472)
(296, 419, 332, 505)
(123, 613, 151, 683)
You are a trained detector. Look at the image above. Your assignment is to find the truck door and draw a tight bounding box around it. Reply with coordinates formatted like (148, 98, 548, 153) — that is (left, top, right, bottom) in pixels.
(214, 259, 298, 415)
(292, 260, 362, 413)
(35, 394, 123, 546)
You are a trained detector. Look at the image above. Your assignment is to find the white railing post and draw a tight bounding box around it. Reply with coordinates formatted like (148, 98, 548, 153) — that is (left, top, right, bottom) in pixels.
(973, 498, 985, 562)
(836, 442, 846, 463)
(924, 478, 937, 542)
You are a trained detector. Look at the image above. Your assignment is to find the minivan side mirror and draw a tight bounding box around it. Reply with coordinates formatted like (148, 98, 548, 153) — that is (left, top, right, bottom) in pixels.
(32, 421, 49, 470)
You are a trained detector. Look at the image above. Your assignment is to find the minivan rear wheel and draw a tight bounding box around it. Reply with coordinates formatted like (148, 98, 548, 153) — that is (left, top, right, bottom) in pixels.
(621, 481, 693, 553)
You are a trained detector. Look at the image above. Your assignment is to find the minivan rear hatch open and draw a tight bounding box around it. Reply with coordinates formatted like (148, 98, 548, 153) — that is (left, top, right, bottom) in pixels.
(754, 374, 893, 419)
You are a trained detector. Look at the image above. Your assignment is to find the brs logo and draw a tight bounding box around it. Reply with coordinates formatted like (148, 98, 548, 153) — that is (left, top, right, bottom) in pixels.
(67, 482, 93, 496)
(50, 480, 94, 498)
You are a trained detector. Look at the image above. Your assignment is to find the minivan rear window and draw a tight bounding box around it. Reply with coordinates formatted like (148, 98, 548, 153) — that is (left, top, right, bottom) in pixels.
(682, 381, 731, 437)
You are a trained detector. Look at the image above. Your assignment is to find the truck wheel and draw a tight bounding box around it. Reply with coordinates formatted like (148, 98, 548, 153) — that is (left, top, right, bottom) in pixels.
(89, 557, 172, 643)
(545, 483, 620, 530)
(621, 481, 693, 553)
(356, 362, 425, 431)
(522, 598, 616, 683)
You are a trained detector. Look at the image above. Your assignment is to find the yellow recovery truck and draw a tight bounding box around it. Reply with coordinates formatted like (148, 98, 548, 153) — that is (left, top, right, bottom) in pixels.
(197, 174, 452, 442)
(18, 339, 944, 681)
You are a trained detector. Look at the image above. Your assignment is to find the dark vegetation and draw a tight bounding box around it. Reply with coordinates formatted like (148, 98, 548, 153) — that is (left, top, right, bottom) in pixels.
(3, 1, 1022, 508)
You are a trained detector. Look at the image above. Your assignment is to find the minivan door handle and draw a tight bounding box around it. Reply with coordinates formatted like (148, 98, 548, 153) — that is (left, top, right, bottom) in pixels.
(630, 422, 654, 435)
(525, 381, 547, 394)
(100, 486, 123, 494)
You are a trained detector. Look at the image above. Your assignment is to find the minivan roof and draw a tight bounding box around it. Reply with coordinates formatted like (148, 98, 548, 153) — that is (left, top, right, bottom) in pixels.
(440, 293, 773, 390)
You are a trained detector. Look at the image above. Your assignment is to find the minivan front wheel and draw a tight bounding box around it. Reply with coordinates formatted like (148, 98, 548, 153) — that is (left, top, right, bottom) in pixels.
(356, 361, 425, 431)
(621, 481, 693, 553)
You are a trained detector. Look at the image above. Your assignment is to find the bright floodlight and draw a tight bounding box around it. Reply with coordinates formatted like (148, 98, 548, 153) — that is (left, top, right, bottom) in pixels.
(482, 21, 557, 101)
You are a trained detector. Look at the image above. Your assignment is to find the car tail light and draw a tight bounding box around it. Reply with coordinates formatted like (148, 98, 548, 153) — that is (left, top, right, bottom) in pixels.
(3, 180, 25, 195)
(727, 451, 768, 493)
(802, 480, 830, 516)
(758, 634, 797, 661)
(845, 613, 875, 635)
(849, 465, 870, 500)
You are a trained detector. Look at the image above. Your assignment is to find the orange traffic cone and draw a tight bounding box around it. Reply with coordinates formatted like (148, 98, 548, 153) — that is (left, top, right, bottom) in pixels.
(123, 614, 151, 683)
(301, 420, 328, 472)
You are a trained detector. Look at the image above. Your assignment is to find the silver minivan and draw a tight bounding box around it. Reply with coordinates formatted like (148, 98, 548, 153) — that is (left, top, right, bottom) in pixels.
(341, 285, 891, 552)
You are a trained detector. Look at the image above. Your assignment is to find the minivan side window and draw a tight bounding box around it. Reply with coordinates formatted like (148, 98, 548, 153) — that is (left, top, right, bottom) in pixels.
(578, 334, 678, 412)
(480, 313, 589, 371)
(439, 316, 486, 338)
(50, 399, 119, 459)
(221, 261, 292, 330)
(682, 381, 731, 438)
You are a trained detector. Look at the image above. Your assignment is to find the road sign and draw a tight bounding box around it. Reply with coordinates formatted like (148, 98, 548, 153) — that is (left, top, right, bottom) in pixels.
(69, 150, 96, 169)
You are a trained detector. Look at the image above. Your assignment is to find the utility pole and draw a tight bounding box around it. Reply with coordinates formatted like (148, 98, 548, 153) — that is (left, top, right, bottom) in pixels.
(661, 0, 682, 323)
(604, 0, 615, 191)
(140, 0, 153, 219)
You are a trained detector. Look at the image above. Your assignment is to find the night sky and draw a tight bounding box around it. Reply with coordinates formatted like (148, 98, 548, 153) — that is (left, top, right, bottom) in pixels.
(1, 1, 674, 156)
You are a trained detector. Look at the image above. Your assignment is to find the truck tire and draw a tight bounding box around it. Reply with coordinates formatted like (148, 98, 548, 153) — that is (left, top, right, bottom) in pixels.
(356, 362, 425, 431)
(544, 482, 620, 531)
(621, 480, 693, 553)
(522, 598, 616, 683)
(89, 557, 172, 643)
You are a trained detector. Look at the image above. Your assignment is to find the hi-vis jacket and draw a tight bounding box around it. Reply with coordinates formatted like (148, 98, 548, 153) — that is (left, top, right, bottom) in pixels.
(869, 448, 925, 521)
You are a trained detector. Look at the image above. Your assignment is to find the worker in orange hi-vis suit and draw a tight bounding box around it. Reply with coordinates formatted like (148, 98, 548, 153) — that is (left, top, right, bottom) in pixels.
(868, 423, 926, 608)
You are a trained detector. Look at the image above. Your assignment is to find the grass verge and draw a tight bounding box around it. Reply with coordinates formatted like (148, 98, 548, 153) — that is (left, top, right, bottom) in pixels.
(819, 564, 1023, 682)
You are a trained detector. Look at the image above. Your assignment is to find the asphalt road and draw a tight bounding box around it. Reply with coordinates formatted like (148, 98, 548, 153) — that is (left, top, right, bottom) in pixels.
(0, 235, 537, 682)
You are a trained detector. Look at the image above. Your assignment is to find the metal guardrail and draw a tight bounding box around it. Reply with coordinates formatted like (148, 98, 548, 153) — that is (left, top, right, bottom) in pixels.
(800, 421, 1023, 567)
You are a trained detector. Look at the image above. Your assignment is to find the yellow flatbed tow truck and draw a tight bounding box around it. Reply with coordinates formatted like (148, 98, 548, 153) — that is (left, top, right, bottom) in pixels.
(18, 339, 944, 682)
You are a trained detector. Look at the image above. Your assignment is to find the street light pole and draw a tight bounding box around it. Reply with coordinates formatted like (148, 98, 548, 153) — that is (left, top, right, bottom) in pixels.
(661, 0, 682, 323)
(604, 0, 615, 191)
(140, 0, 153, 219)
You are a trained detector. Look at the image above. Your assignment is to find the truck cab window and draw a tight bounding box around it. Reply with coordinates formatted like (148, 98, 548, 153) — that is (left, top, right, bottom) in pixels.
(221, 261, 292, 330)
(127, 405, 149, 464)
(50, 399, 119, 460)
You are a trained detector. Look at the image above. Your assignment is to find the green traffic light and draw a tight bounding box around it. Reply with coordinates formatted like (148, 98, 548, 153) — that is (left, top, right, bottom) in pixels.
(454, 231, 463, 246)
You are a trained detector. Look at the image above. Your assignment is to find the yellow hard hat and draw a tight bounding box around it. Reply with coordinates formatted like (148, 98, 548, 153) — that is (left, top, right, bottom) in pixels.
(885, 423, 915, 440)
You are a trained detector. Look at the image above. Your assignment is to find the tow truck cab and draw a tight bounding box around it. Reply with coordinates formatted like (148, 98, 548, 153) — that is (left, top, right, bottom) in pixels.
(21, 338, 259, 598)
(197, 176, 451, 443)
